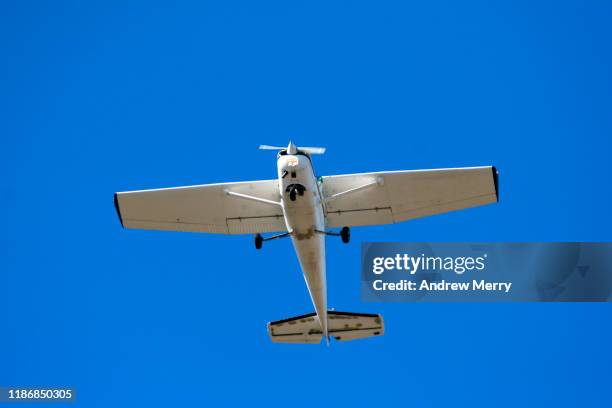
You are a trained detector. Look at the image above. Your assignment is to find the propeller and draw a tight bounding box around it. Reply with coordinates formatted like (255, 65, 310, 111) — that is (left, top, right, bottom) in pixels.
(259, 142, 326, 154)
(299, 146, 326, 154)
(258, 145, 286, 150)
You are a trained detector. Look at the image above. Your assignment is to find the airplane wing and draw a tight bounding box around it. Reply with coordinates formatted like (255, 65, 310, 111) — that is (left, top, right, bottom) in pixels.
(114, 179, 286, 234)
(321, 166, 498, 228)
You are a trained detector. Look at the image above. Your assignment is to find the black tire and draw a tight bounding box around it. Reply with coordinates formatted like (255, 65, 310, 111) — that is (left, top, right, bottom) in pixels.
(255, 234, 263, 249)
(340, 226, 350, 244)
(289, 189, 297, 201)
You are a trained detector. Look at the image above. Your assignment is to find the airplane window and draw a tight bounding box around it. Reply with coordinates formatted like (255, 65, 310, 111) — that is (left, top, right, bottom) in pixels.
(291, 171, 297, 178)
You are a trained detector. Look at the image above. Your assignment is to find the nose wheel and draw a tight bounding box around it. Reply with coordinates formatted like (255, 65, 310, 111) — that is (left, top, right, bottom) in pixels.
(285, 184, 306, 201)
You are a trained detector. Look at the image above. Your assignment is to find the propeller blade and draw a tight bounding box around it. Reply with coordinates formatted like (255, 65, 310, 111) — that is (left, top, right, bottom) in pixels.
(259, 145, 286, 150)
(300, 147, 326, 154)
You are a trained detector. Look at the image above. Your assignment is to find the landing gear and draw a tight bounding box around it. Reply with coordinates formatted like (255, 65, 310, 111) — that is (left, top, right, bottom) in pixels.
(340, 226, 350, 244)
(254, 232, 291, 250)
(285, 184, 306, 202)
(314, 227, 351, 243)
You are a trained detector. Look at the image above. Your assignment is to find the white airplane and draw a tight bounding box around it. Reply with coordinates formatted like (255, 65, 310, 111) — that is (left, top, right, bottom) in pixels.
(114, 142, 498, 344)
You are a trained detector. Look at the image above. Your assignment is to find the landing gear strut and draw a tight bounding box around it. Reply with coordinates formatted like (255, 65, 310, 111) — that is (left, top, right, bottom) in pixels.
(254, 232, 291, 249)
(315, 227, 350, 244)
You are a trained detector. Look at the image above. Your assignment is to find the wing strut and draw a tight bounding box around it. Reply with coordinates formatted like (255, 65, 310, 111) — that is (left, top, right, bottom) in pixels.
(324, 177, 384, 203)
(225, 190, 282, 207)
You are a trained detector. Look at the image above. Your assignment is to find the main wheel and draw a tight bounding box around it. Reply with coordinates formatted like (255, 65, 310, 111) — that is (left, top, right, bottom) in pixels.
(340, 226, 350, 244)
(255, 233, 263, 249)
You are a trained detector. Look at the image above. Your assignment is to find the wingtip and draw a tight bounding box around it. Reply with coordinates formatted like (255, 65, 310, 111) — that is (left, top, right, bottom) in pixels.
(492, 166, 499, 202)
(114, 193, 125, 228)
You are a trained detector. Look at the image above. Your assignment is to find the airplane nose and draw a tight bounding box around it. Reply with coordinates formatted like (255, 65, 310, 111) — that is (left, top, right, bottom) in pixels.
(287, 141, 298, 155)
(283, 155, 304, 170)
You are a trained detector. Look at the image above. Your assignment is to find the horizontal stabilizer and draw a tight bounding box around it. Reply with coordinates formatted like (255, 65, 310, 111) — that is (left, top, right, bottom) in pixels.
(267, 311, 384, 344)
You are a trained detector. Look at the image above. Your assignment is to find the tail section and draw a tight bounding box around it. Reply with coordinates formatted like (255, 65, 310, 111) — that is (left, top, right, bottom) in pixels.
(267, 311, 384, 344)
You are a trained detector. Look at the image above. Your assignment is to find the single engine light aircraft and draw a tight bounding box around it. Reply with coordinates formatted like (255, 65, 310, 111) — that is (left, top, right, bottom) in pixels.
(114, 142, 499, 344)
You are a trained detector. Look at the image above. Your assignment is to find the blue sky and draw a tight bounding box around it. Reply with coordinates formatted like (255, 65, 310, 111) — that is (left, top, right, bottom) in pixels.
(2, 1, 611, 406)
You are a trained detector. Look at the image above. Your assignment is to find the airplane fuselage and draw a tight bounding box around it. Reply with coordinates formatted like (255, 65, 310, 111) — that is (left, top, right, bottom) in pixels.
(277, 152, 328, 337)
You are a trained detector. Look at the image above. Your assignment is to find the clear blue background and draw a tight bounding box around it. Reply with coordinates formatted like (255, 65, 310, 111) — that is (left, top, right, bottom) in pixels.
(2, 1, 611, 406)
